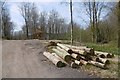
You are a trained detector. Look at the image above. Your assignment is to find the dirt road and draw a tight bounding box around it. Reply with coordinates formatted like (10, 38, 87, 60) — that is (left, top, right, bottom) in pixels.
(2, 40, 97, 78)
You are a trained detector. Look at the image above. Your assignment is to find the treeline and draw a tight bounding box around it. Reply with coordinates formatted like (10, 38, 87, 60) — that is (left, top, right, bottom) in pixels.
(0, 2, 119, 45)
(0, 2, 14, 39)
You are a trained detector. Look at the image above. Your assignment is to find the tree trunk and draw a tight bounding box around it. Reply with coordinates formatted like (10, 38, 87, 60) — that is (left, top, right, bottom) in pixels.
(70, 0, 73, 45)
(25, 20, 29, 39)
(92, 1, 96, 43)
(118, 1, 120, 49)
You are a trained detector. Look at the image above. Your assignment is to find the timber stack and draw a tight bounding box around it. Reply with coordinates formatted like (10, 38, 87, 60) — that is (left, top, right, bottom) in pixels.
(43, 42, 114, 69)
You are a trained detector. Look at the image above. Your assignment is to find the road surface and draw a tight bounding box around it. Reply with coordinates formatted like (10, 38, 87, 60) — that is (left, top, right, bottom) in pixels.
(2, 40, 97, 78)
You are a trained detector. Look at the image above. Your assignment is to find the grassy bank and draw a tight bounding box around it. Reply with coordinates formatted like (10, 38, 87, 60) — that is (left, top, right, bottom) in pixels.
(84, 41, 118, 55)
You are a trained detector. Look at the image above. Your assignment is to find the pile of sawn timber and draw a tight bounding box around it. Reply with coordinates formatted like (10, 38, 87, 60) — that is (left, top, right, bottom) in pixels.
(43, 42, 114, 69)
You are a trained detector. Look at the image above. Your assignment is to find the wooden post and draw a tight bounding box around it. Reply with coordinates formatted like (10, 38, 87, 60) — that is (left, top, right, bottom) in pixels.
(43, 52, 65, 67)
(52, 48, 72, 62)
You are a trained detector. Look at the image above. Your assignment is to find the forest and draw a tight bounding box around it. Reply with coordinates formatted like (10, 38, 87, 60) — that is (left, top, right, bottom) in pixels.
(0, 1, 120, 53)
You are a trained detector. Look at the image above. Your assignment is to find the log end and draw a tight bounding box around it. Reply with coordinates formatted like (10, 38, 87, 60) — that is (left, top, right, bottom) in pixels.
(71, 62, 79, 68)
(76, 56, 81, 61)
(57, 61, 66, 67)
(68, 49, 73, 54)
(90, 48, 95, 56)
(107, 54, 114, 58)
(100, 54, 106, 58)
(64, 55, 72, 62)
(105, 60, 110, 65)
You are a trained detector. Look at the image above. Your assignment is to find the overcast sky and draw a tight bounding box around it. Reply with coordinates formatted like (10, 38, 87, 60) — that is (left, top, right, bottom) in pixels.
(3, 0, 117, 31)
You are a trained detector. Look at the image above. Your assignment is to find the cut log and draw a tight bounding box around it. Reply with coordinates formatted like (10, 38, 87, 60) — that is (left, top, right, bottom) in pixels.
(71, 53, 81, 60)
(70, 61, 79, 68)
(43, 52, 65, 67)
(62, 43, 95, 56)
(96, 54, 106, 58)
(57, 43, 73, 53)
(72, 49, 87, 55)
(95, 51, 114, 58)
(52, 48, 72, 62)
(84, 48, 95, 56)
(51, 53, 68, 65)
(80, 59, 88, 65)
(72, 49, 93, 61)
(74, 60, 83, 66)
(96, 57, 110, 64)
(47, 41, 57, 47)
(56, 46, 68, 53)
(88, 61, 107, 69)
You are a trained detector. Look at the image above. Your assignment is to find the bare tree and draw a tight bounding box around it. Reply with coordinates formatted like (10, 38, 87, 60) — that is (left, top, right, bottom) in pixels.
(1, 5, 14, 39)
(31, 3, 39, 35)
(19, 2, 32, 39)
(83, 0, 108, 43)
(39, 11, 47, 39)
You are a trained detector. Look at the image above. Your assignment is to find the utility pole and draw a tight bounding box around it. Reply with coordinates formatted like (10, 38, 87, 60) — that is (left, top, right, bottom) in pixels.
(70, 0, 73, 45)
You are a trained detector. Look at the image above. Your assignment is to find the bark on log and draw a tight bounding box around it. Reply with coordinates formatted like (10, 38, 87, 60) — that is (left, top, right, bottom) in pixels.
(51, 53, 68, 65)
(43, 52, 65, 67)
(72, 49, 87, 55)
(71, 53, 81, 60)
(74, 60, 83, 66)
(64, 44, 87, 49)
(72, 49, 93, 61)
(57, 43, 73, 54)
(88, 61, 107, 69)
(80, 59, 88, 65)
(96, 57, 110, 64)
(52, 48, 72, 62)
(56, 46, 68, 53)
(63, 44, 95, 55)
(70, 61, 79, 68)
(84, 48, 95, 56)
(95, 51, 114, 58)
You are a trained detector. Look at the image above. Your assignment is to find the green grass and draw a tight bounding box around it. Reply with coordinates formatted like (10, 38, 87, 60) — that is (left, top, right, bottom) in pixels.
(85, 41, 119, 55)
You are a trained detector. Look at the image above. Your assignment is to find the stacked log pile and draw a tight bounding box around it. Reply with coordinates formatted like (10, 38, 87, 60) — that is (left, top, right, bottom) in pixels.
(43, 42, 114, 69)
